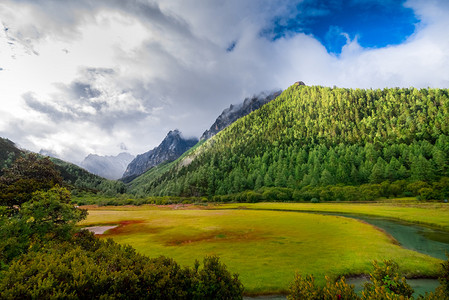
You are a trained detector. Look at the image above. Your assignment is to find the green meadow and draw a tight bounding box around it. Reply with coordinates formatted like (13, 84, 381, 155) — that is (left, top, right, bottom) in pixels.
(219, 201, 449, 230)
(79, 204, 444, 294)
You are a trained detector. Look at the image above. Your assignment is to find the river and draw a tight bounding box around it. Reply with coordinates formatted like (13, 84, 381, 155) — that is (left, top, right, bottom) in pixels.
(245, 210, 449, 299)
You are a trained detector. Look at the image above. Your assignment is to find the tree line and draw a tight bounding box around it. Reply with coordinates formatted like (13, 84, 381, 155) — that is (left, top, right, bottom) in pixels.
(0, 154, 243, 299)
(128, 86, 449, 200)
(1, 154, 449, 298)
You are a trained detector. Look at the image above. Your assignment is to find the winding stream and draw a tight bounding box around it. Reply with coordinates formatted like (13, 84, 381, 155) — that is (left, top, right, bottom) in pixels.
(318, 212, 448, 297)
(245, 210, 449, 299)
(321, 212, 449, 260)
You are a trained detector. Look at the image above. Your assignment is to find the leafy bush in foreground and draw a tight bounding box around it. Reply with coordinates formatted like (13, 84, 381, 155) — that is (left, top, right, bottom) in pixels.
(0, 154, 243, 299)
(362, 260, 413, 299)
(0, 231, 243, 299)
(425, 255, 449, 300)
(287, 274, 357, 300)
(287, 259, 449, 300)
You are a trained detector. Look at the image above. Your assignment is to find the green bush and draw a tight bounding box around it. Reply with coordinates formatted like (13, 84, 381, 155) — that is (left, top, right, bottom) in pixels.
(287, 274, 321, 300)
(193, 256, 244, 299)
(425, 255, 449, 299)
(0, 232, 244, 299)
(361, 260, 413, 299)
(287, 274, 356, 300)
(287, 260, 434, 300)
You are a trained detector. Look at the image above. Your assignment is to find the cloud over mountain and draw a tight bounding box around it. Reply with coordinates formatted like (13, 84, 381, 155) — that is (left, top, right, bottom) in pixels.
(0, 0, 448, 163)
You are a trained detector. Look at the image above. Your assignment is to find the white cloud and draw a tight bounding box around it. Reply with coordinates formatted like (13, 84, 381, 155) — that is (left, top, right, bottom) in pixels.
(0, 0, 449, 164)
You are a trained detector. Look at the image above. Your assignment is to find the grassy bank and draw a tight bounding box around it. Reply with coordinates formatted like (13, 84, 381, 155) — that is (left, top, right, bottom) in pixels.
(79, 205, 442, 294)
(217, 202, 449, 230)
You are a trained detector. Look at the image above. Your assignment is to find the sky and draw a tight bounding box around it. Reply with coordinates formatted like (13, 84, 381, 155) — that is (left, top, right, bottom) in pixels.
(1, 0, 449, 164)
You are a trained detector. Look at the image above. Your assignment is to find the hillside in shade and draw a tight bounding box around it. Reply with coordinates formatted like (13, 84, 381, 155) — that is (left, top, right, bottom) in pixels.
(0, 138, 23, 174)
(127, 85, 449, 198)
(0, 137, 125, 195)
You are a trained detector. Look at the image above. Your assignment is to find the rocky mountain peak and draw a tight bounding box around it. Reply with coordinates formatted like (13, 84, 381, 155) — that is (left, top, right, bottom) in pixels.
(200, 90, 282, 141)
(121, 130, 198, 182)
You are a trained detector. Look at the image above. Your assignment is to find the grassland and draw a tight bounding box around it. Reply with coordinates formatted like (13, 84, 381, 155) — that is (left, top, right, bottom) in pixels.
(79, 204, 444, 294)
(218, 201, 449, 230)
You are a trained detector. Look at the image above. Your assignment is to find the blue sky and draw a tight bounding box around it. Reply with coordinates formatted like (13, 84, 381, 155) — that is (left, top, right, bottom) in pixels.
(265, 0, 418, 54)
(0, 0, 448, 163)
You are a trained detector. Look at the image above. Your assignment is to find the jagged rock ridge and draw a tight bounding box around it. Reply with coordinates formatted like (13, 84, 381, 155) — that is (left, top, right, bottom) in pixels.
(122, 130, 198, 182)
(200, 90, 282, 140)
(80, 152, 135, 180)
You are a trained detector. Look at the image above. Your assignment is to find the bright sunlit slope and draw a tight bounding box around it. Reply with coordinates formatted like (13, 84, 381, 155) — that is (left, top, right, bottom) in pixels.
(129, 85, 449, 198)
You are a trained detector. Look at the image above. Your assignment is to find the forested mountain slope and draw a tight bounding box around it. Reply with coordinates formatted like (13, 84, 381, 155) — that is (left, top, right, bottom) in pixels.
(128, 85, 449, 199)
(0, 137, 124, 195)
(0, 138, 23, 174)
(50, 157, 126, 195)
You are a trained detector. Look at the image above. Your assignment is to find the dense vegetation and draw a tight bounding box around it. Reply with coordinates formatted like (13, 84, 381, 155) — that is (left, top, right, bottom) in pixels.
(0, 155, 244, 299)
(1, 132, 449, 298)
(128, 86, 449, 201)
(0, 138, 126, 196)
(287, 259, 449, 299)
(0, 138, 22, 175)
(81, 204, 445, 294)
(49, 157, 126, 196)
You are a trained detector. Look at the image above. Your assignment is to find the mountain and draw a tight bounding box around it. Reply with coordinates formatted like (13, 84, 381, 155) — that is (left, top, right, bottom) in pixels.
(200, 90, 282, 140)
(122, 130, 198, 183)
(127, 85, 449, 199)
(124, 90, 281, 186)
(80, 152, 134, 180)
(49, 157, 125, 195)
(0, 137, 125, 194)
(0, 138, 24, 174)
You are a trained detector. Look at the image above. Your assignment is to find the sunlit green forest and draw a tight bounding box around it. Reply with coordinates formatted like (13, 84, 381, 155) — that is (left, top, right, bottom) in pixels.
(128, 85, 449, 201)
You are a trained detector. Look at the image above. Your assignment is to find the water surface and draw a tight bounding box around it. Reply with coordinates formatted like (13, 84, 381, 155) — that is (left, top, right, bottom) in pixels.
(321, 212, 449, 260)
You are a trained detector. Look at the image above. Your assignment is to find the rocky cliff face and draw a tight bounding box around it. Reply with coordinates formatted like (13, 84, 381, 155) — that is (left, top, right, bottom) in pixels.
(200, 90, 282, 140)
(80, 152, 135, 180)
(121, 130, 198, 182)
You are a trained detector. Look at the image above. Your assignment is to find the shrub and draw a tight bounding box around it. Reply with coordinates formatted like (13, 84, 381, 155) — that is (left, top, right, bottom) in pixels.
(322, 276, 358, 300)
(361, 260, 413, 299)
(425, 254, 449, 299)
(0, 233, 244, 300)
(287, 274, 321, 300)
(193, 256, 244, 299)
(287, 274, 356, 300)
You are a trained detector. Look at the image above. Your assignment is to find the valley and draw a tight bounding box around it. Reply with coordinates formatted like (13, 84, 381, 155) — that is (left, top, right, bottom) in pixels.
(3, 1, 449, 297)
(79, 201, 448, 295)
